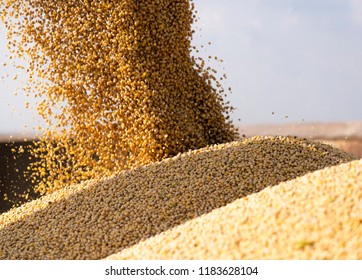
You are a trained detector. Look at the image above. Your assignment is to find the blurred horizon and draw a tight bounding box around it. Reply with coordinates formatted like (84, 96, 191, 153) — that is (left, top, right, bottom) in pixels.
(1, 0, 362, 134)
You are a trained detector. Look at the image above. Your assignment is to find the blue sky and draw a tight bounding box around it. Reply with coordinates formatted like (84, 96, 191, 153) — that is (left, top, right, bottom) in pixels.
(1, 0, 362, 134)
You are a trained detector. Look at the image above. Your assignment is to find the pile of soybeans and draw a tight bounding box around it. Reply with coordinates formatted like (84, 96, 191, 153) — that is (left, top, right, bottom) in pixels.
(0, 137, 359, 259)
(1, 0, 361, 260)
(106, 158, 362, 260)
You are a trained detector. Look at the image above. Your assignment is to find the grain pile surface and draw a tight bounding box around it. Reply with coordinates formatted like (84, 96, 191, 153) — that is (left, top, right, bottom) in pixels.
(106, 158, 362, 260)
(1, 0, 238, 195)
(0, 136, 355, 260)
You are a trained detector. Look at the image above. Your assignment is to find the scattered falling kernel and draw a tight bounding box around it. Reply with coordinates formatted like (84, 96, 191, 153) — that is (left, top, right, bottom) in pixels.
(1, 0, 239, 194)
